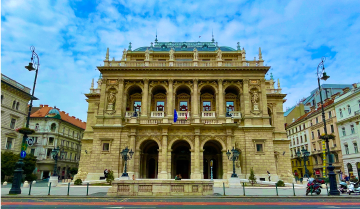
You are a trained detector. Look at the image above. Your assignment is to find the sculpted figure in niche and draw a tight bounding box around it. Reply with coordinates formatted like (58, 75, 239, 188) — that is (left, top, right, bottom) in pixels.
(107, 92, 116, 110)
(193, 48, 198, 60)
(145, 48, 150, 60)
(122, 49, 127, 60)
(251, 91, 259, 111)
(169, 48, 175, 60)
(216, 48, 222, 60)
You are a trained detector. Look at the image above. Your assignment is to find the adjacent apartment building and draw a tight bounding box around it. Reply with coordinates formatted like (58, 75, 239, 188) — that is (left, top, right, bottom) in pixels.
(1, 74, 35, 153)
(28, 105, 86, 179)
(334, 83, 360, 178)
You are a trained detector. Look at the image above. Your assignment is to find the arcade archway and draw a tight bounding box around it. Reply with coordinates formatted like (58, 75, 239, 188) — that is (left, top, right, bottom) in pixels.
(171, 140, 191, 179)
(203, 140, 223, 179)
(139, 140, 159, 179)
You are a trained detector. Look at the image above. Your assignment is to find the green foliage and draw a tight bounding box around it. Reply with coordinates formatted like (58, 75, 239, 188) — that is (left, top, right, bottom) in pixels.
(276, 180, 285, 187)
(106, 170, 114, 184)
(70, 168, 78, 175)
(248, 167, 257, 186)
(1, 152, 19, 179)
(25, 174, 37, 182)
(23, 154, 37, 175)
(74, 179, 82, 185)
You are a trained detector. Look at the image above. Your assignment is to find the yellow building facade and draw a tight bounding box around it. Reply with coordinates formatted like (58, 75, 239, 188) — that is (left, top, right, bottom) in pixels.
(78, 39, 292, 182)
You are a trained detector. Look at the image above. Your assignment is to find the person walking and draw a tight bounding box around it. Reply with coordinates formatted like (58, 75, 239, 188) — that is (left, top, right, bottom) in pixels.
(267, 171, 271, 181)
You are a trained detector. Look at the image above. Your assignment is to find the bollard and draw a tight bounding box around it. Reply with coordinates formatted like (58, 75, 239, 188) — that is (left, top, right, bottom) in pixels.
(293, 183, 295, 196)
(87, 183, 89, 196)
(67, 182, 70, 196)
(28, 182, 32, 195)
(223, 182, 225, 196)
(326, 183, 329, 196)
(243, 182, 245, 196)
(275, 183, 278, 196)
(48, 182, 51, 195)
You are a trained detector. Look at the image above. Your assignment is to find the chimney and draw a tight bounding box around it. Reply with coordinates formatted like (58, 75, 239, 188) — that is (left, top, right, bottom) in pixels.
(72, 116, 75, 118)
(353, 83, 358, 89)
(317, 102, 322, 108)
(343, 87, 350, 94)
(44, 105, 49, 107)
(310, 106, 315, 111)
(331, 94, 336, 100)
(40, 104, 43, 107)
(324, 98, 330, 103)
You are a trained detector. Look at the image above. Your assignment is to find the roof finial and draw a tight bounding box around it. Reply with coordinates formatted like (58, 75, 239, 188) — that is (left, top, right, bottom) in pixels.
(90, 78, 94, 89)
(237, 42, 240, 50)
(277, 78, 281, 89)
(128, 42, 132, 51)
(211, 29, 215, 43)
(155, 30, 158, 43)
(105, 47, 109, 60)
(270, 73, 274, 80)
(259, 47, 262, 60)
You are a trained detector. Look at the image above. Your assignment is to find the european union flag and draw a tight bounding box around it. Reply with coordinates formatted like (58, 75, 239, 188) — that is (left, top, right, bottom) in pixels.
(174, 109, 178, 123)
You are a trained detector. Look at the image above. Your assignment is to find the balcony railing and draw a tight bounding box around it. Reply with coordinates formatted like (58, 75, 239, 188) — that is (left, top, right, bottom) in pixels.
(266, 89, 282, 94)
(175, 61, 192, 67)
(172, 119, 190, 124)
(151, 111, 165, 118)
(201, 111, 216, 118)
(229, 111, 241, 119)
(202, 119, 223, 124)
(139, 119, 162, 124)
(125, 111, 141, 118)
(177, 111, 190, 119)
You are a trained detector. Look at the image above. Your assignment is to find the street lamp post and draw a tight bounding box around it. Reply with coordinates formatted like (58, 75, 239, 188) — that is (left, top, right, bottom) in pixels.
(51, 146, 66, 177)
(316, 57, 339, 195)
(210, 160, 214, 180)
(296, 148, 310, 178)
(121, 147, 134, 177)
(226, 147, 240, 178)
(9, 46, 39, 195)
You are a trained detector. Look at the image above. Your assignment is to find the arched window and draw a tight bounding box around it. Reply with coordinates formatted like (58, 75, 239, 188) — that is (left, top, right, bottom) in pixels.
(347, 163, 353, 177)
(63, 127, 65, 135)
(50, 123, 56, 132)
(1, 95, 3, 104)
(347, 105, 351, 114)
(72, 131, 74, 138)
(268, 108, 272, 126)
(35, 123, 39, 130)
(12, 101, 16, 109)
(16, 102, 19, 110)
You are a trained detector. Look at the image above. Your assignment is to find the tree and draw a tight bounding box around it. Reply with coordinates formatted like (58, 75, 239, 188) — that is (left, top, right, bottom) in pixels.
(23, 154, 37, 176)
(106, 170, 114, 184)
(248, 167, 257, 186)
(1, 152, 19, 181)
(70, 167, 78, 176)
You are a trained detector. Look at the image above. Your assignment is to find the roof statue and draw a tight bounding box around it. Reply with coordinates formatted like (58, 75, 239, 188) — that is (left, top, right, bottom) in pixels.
(270, 73, 274, 80)
(105, 47, 109, 61)
(193, 47, 199, 61)
(216, 47, 222, 61)
(211, 30, 215, 43)
(259, 47, 263, 60)
(97, 76, 102, 89)
(128, 42, 132, 51)
(145, 48, 150, 61)
(121, 49, 127, 61)
(237, 42, 240, 50)
(155, 30, 158, 43)
(169, 48, 175, 61)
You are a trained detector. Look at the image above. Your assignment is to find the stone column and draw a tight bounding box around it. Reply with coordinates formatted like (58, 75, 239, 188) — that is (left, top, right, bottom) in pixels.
(98, 81, 107, 116)
(192, 79, 199, 117)
(226, 135, 233, 178)
(192, 128, 202, 179)
(158, 128, 168, 179)
(116, 79, 124, 114)
(243, 79, 250, 115)
(141, 79, 149, 117)
(218, 79, 224, 117)
(128, 128, 136, 177)
(261, 79, 268, 115)
(167, 79, 174, 118)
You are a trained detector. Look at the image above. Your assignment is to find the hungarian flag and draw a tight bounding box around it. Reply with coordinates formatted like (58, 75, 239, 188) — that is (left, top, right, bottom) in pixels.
(185, 109, 188, 120)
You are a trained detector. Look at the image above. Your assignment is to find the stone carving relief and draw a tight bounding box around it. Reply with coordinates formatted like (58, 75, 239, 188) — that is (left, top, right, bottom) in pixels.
(124, 81, 144, 92)
(121, 49, 127, 61)
(198, 80, 218, 89)
(173, 81, 193, 92)
(145, 48, 150, 61)
(105, 88, 117, 115)
(169, 48, 175, 61)
(216, 48, 222, 60)
(250, 89, 261, 115)
(193, 48, 199, 61)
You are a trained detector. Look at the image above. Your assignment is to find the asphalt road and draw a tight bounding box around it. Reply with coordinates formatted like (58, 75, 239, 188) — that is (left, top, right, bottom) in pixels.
(2, 197, 360, 209)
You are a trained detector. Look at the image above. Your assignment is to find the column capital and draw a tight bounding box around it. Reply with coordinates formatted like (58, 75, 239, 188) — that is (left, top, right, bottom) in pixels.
(243, 79, 249, 84)
(193, 79, 198, 85)
(143, 78, 149, 84)
(168, 79, 174, 84)
(119, 79, 124, 84)
(218, 79, 223, 84)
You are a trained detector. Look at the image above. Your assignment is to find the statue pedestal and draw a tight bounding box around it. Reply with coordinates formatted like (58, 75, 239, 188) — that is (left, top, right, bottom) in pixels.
(228, 177, 242, 188)
(253, 104, 259, 111)
(48, 176, 58, 187)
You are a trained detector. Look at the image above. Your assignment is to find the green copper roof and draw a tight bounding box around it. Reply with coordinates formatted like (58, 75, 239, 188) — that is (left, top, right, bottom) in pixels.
(133, 42, 237, 52)
(46, 108, 61, 119)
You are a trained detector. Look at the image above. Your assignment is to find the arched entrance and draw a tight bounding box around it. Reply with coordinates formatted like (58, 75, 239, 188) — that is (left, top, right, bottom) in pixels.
(203, 140, 223, 179)
(171, 140, 191, 179)
(357, 162, 360, 178)
(139, 140, 159, 179)
(347, 163, 353, 177)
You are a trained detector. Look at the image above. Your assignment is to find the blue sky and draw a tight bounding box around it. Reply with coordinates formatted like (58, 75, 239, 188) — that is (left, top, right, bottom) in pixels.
(2, 0, 360, 121)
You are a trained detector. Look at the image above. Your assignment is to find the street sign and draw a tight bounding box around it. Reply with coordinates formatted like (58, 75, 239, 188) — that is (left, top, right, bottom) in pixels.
(27, 138, 34, 146)
(21, 143, 28, 151)
(20, 151, 26, 158)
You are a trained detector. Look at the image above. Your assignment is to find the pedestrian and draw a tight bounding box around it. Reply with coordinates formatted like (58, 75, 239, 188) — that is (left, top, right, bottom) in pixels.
(132, 175, 135, 180)
(344, 175, 350, 185)
(339, 169, 343, 180)
(104, 169, 109, 179)
(267, 171, 271, 181)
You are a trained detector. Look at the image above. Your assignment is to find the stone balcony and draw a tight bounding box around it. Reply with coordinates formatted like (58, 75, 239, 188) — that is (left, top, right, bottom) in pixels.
(201, 111, 216, 118)
(229, 111, 241, 119)
(177, 111, 190, 119)
(151, 111, 165, 118)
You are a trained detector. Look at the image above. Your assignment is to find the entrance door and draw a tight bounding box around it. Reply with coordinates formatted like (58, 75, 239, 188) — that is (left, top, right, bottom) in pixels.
(148, 158, 156, 178)
(176, 160, 190, 179)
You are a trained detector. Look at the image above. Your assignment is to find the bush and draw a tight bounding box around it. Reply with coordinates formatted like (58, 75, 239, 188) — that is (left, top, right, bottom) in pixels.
(25, 174, 37, 182)
(74, 179, 82, 185)
(276, 180, 285, 187)
(248, 167, 257, 186)
(106, 170, 114, 184)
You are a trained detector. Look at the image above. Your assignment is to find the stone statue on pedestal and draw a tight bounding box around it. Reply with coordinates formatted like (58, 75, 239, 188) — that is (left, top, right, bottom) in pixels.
(145, 48, 150, 61)
(193, 48, 198, 61)
(169, 48, 175, 60)
(107, 92, 116, 110)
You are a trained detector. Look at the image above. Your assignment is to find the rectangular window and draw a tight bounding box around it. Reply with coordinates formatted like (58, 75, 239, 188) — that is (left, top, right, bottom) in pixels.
(203, 101, 211, 111)
(317, 130, 320, 137)
(304, 135, 307, 142)
(133, 101, 141, 112)
(310, 121, 313, 126)
(10, 118, 16, 129)
(35, 137, 38, 144)
(179, 101, 188, 111)
(49, 137, 54, 145)
(71, 142, 74, 148)
(331, 125, 334, 133)
(354, 143, 358, 153)
(156, 101, 165, 111)
(316, 117, 319, 124)
(297, 137, 299, 144)
(345, 144, 349, 154)
(103, 143, 110, 151)
(300, 136, 303, 143)
(312, 132, 314, 140)
(67, 141, 69, 147)
(314, 157, 318, 165)
(328, 111, 332, 118)
(6, 138, 13, 150)
(61, 140, 64, 146)
(350, 125, 355, 134)
(256, 144, 263, 152)
(303, 124, 305, 129)
(70, 153, 72, 160)
(226, 101, 234, 112)
(31, 149, 35, 155)
(342, 127, 346, 136)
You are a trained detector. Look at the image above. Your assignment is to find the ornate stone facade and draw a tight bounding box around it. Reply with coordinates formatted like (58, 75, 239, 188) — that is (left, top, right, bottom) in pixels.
(79, 40, 291, 182)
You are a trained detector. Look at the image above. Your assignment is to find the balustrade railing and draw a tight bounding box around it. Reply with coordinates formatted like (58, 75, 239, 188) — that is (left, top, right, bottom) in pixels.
(229, 111, 242, 119)
(151, 111, 165, 118)
(125, 111, 137, 118)
(202, 119, 223, 124)
(201, 111, 216, 118)
(172, 119, 190, 124)
(140, 119, 162, 124)
(177, 111, 190, 119)
(266, 89, 282, 94)
(175, 61, 192, 67)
